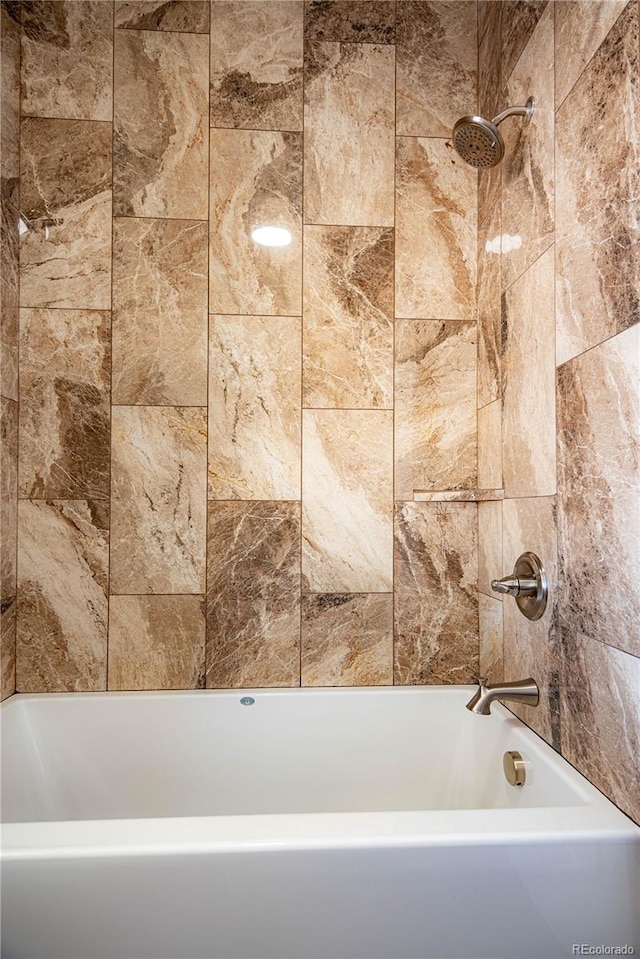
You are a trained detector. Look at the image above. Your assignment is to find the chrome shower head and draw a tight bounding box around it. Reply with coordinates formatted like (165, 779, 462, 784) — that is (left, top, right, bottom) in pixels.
(452, 97, 535, 169)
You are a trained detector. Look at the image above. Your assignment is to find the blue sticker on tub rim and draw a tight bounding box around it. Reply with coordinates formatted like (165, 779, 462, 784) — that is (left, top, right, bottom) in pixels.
(240, 696, 255, 706)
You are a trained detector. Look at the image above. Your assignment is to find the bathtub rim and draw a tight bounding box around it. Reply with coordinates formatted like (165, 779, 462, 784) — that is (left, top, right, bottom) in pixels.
(2, 685, 639, 859)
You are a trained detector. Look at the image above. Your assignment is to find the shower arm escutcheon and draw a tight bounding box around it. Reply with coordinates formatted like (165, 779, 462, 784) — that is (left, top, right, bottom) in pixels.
(491, 551, 548, 621)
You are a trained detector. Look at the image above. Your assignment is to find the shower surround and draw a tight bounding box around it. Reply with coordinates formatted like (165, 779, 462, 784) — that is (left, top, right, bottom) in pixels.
(0, 1, 480, 698)
(477, 0, 640, 824)
(0, 0, 638, 828)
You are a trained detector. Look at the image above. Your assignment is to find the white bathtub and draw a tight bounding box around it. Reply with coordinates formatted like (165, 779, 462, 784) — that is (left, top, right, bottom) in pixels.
(1, 686, 639, 959)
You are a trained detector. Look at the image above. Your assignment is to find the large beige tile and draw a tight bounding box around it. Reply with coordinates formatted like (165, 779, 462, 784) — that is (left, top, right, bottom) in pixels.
(206, 501, 300, 688)
(1, 396, 17, 700)
(108, 595, 206, 691)
(501, 0, 549, 87)
(302, 410, 393, 593)
(478, 500, 502, 600)
(114, 30, 208, 219)
(555, 3, 640, 365)
(16, 499, 109, 692)
(304, 1, 395, 43)
(112, 218, 208, 406)
(502, 2, 554, 289)
(554, 0, 629, 109)
(209, 129, 302, 316)
(304, 42, 394, 226)
(1, 4, 19, 400)
(208, 315, 301, 500)
(303, 225, 393, 409)
(301, 593, 393, 687)
(115, 0, 209, 32)
(20, 118, 112, 310)
(479, 593, 503, 685)
(502, 495, 559, 748)
(557, 325, 640, 659)
(396, 1, 477, 138)
(21, 1, 113, 121)
(394, 502, 478, 685)
(477, 167, 501, 407)
(502, 245, 555, 498)
(395, 320, 477, 498)
(560, 633, 640, 824)
(478, 400, 502, 491)
(110, 407, 207, 595)
(396, 137, 476, 320)
(1, 197, 19, 402)
(210, 2, 303, 132)
(19, 308, 111, 499)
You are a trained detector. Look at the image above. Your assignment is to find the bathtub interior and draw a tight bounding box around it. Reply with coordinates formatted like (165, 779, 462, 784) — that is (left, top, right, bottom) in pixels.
(1, 686, 593, 824)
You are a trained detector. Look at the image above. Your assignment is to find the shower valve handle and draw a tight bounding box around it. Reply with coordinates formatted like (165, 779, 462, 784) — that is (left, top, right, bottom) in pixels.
(491, 575, 537, 597)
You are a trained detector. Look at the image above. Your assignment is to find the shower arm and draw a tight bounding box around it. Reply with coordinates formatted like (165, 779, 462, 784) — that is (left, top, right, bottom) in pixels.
(491, 97, 535, 128)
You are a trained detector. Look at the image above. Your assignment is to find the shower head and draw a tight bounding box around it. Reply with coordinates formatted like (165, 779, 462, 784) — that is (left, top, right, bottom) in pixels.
(452, 97, 535, 169)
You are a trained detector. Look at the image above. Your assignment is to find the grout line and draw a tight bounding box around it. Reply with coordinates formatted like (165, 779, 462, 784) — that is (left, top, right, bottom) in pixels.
(204, 15, 212, 692)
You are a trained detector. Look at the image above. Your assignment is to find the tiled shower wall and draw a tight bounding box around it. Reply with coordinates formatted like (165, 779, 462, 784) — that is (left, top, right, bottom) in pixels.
(0, 0, 481, 698)
(477, 0, 640, 823)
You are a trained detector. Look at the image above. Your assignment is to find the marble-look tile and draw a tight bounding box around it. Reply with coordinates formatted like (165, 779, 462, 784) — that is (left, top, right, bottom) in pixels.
(108, 595, 206, 691)
(21, 1, 113, 121)
(555, 3, 640, 365)
(301, 593, 393, 686)
(115, 0, 209, 33)
(112, 218, 208, 406)
(502, 496, 559, 748)
(16, 499, 108, 692)
(210, 2, 303, 132)
(114, 30, 208, 220)
(502, 245, 555, 498)
(303, 225, 393, 409)
(304, 1, 395, 43)
(557, 325, 640, 659)
(20, 118, 112, 310)
(110, 406, 207, 595)
(395, 320, 477, 498)
(1, 3, 19, 401)
(560, 633, 640, 824)
(479, 593, 503, 685)
(18, 308, 111, 499)
(477, 166, 501, 406)
(209, 129, 302, 315)
(1, 600, 15, 701)
(394, 502, 478, 685)
(396, 1, 477, 139)
(396, 137, 476, 321)
(501, 0, 548, 87)
(1, 2, 20, 193)
(478, 1, 501, 67)
(1, 199, 19, 402)
(304, 42, 394, 226)
(302, 409, 393, 592)
(413, 489, 503, 503)
(502, 3, 554, 290)
(1, 396, 17, 700)
(478, 1, 502, 119)
(208, 315, 301, 500)
(206, 501, 300, 688)
(478, 400, 502, 491)
(554, 0, 629, 109)
(478, 500, 502, 600)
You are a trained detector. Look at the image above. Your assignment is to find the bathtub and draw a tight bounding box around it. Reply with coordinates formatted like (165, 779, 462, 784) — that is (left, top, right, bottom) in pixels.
(1, 686, 638, 959)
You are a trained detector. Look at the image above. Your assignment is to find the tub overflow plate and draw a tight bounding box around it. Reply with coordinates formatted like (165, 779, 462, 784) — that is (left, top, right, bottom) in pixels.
(503, 750, 526, 787)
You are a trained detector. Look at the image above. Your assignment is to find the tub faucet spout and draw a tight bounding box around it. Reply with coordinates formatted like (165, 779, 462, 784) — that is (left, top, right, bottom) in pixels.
(466, 677, 539, 715)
